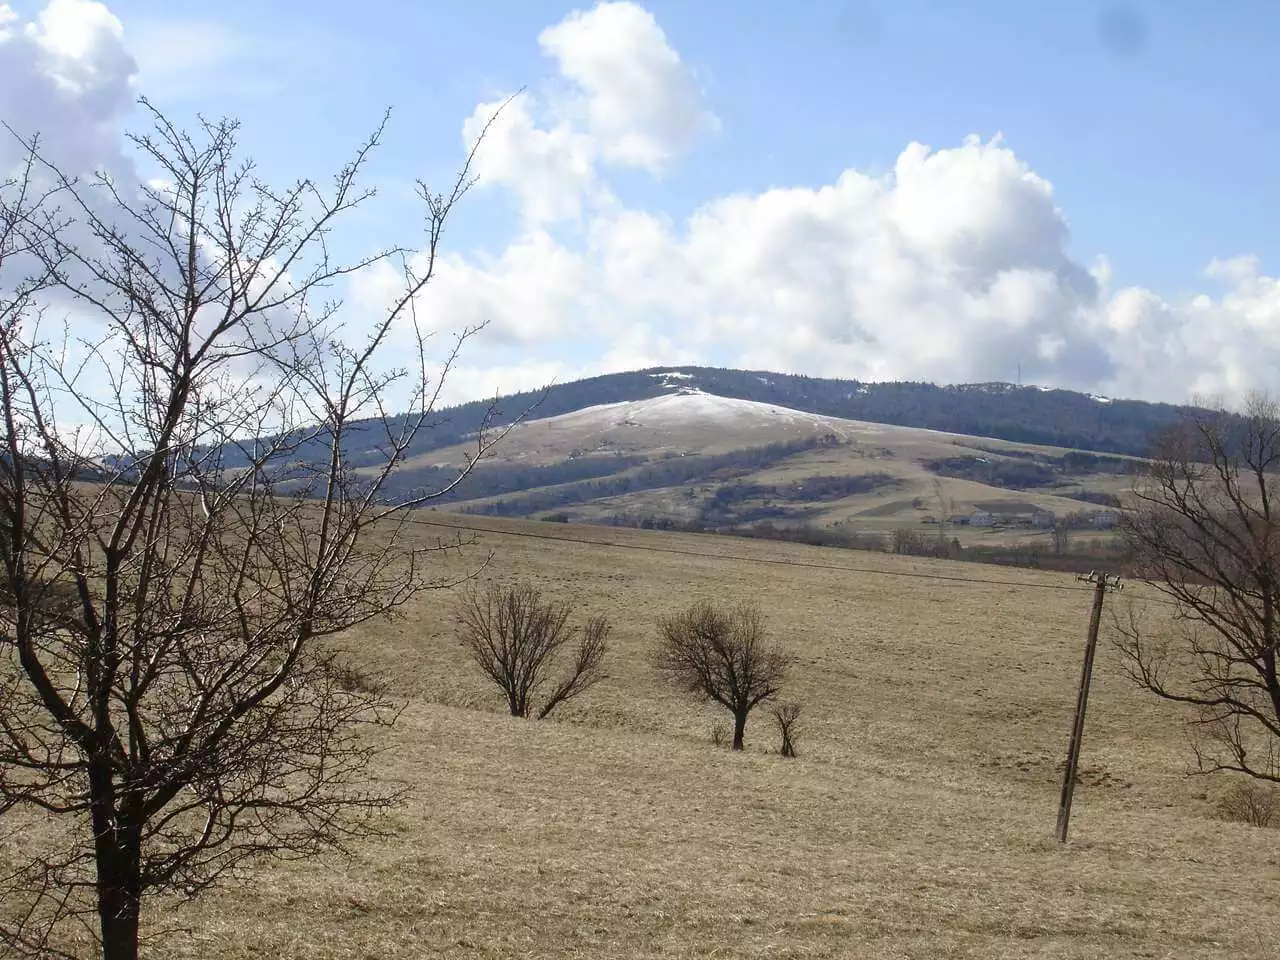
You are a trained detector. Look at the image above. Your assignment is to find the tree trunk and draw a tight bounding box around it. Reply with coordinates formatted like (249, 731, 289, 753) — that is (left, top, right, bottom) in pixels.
(90, 762, 142, 960)
(732, 710, 747, 751)
(99, 886, 140, 960)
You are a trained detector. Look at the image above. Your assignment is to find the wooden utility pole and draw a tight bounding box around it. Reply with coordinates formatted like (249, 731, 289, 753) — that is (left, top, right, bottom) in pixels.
(1055, 570, 1122, 843)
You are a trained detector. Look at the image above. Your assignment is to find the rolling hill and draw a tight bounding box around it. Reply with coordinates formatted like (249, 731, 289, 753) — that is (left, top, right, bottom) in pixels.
(379, 372, 1147, 554)
(230, 365, 1191, 478)
(206, 366, 1188, 557)
(119, 515, 1280, 959)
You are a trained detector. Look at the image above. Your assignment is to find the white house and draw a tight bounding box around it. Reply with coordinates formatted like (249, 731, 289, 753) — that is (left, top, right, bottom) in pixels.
(970, 510, 994, 527)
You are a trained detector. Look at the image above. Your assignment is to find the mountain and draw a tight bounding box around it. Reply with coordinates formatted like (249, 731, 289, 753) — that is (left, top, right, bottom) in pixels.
(211, 366, 1194, 552)
(406, 378, 1136, 537)
(268, 365, 1191, 479)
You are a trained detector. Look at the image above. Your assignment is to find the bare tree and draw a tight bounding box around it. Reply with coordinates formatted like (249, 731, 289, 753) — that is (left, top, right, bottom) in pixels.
(0, 101, 512, 959)
(654, 600, 790, 751)
(1115, 394, 1280, 783)
(456, 582, 609, 719)
(1052, 520, 1070, 556)
(772, 701, 802, 758)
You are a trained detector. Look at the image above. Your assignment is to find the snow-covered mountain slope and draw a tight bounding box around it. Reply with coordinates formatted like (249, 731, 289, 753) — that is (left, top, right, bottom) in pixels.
(413, 387, 985, 469)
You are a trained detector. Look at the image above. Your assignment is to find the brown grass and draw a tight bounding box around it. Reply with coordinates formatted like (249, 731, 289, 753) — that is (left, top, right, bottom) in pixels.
(22, 514, 1280, 957)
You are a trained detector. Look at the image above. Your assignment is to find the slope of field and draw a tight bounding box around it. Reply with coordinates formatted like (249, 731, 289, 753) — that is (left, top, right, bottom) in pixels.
(160, 515, 1279, 959)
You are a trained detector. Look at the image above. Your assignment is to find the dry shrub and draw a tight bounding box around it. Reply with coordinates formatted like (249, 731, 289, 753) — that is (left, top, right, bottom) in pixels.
(329, 659, 388, 696)
(1217, 779, 1280, 828)
(654, 600, 789, 751)
(773, 702, 802, 758)
(457, 582, 609, 719)
(710, 723, 729, 748)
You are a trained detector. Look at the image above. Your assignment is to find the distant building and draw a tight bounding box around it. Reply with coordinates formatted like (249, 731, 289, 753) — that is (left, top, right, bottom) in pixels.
(1092, 510, 1118, 529)
(921, 515, 938, 524)
(1031, 510, 1056, 528)
(969, 510, 994, 527)
(948, 514, 971, 526)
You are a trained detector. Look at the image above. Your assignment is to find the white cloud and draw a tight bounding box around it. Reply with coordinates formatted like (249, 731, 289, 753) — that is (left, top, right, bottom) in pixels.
(463, 93, 602, 225)
(424, 230, 593, 345)
(122, 16, 323, 101)
(8, 0, 1277, 412)
(123, 18, 242, 94)
(537, 0, 717, 170)
(435, 359, 574, 408)
(420, 3, 1280, 408)
(0, 0, 135, 174)
(570, 136, 1111, 390)
(467, 1, 715, 224)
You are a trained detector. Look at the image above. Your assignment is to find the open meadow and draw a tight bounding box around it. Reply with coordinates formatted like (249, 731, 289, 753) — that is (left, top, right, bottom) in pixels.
(138, 513, 1280, 959)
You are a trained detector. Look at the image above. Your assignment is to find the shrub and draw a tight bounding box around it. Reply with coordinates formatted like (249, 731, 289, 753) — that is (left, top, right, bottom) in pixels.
(1217, 780, 1280, 828)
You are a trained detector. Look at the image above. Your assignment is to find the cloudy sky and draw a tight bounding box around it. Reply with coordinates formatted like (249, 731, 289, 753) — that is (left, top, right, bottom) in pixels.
(3, 0, 1279, 406)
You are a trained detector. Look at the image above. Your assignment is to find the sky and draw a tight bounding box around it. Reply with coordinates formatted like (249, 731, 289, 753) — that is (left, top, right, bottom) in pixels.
(2, 0, 1279, 407)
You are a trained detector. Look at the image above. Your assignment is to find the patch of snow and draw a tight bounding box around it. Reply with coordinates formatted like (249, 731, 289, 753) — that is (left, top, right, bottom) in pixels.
(1090, 394, 1113, 404)
(513, 387, 881, 439)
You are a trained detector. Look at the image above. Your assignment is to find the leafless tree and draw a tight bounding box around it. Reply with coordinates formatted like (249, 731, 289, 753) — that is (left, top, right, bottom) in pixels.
(654, 600, 790, 751)
(0, 100, 513, 960)
(772, 701, 802, 758)
(1052, 520, 1070, 556)
(1115, 394, 1280, 783)
(456, 582, 609, 719)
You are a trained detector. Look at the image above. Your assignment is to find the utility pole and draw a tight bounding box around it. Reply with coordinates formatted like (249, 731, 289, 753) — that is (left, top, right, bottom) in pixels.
(1055, 570, 1122, 843)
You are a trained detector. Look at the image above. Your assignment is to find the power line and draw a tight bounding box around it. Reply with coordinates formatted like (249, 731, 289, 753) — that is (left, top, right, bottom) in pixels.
(404, 513, 1101, 594)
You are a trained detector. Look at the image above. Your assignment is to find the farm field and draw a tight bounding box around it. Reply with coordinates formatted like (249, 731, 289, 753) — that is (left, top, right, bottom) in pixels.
(145, 514, 1280, 959)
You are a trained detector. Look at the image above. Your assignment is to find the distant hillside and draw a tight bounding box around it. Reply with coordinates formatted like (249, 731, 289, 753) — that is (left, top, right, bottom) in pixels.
(201, 366, 1204, 538)
(214, 366, 1196, 476)
(412, 366, 1191, 460)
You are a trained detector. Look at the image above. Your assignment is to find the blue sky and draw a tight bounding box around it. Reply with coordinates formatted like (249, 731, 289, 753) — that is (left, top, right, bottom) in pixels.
(4, 0, 1280, 404)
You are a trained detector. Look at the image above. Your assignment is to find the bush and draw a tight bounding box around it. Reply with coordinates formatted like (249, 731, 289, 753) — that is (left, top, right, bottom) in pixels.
(654, 601, 789, 751)
(1217, 779, 1280, 828)
(328, 659, 387, 696)
(456, 582, 610, 719)
(773, 702, 802, 758)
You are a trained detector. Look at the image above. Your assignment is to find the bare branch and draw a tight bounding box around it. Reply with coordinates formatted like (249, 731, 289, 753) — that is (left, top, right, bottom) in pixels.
(0, 98, 497, 959)
(654, 601, 790, 751)
(1116, 396, 1280, 783)
(456, 582, 610, 720)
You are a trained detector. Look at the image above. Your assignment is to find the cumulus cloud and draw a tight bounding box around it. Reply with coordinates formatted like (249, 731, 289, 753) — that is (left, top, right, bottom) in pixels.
(463, 93, 602, 225)
(537, 1, 716, 170)
(0, 0, 135, 174)
(426, 2, 1280, 407)
(466, 1, 715, 224)
(576, 136, 1114, 389)
(419, 230, 593, 345)
(8, 0, 1277, 410)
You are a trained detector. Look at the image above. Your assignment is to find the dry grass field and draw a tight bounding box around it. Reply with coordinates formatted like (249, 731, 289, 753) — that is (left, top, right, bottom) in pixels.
(35, 514, 1280, 958)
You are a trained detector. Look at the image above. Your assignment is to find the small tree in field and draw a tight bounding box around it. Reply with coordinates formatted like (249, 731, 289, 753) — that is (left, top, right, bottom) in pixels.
(1116, 394, 1280, 783)
(654, 600, 790, 751)
(457, 582, 609, 719)
(0, 102, 510, 960)
(773, 701, 802, 758)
